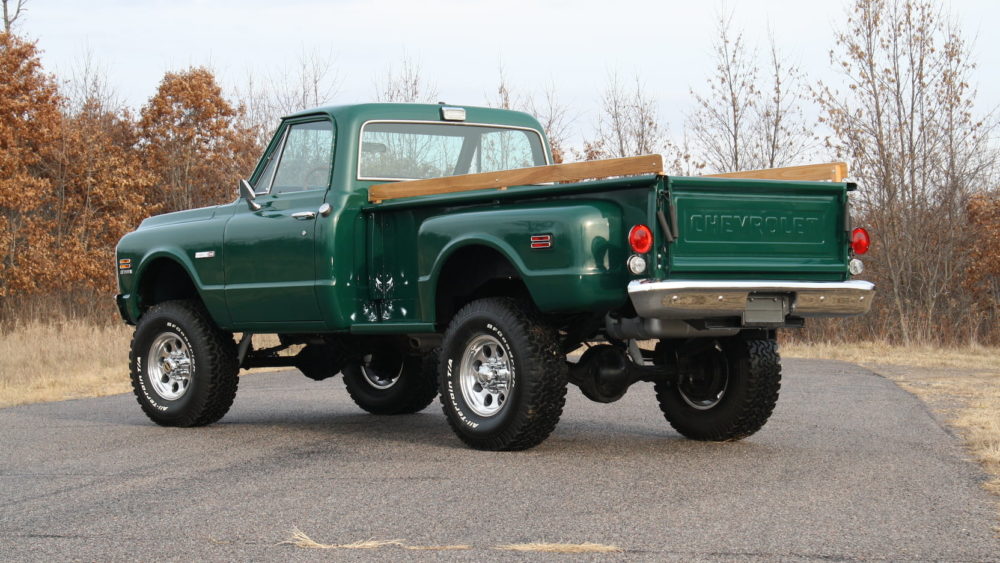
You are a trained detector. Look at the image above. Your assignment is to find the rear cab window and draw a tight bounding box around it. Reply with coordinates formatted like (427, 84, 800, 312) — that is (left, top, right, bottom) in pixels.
(357, 121, 548, 181)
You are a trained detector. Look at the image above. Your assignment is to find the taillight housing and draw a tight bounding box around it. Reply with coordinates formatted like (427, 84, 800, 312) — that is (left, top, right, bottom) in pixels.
(629, 224, 653, 254)
(851, 227, 870, 255)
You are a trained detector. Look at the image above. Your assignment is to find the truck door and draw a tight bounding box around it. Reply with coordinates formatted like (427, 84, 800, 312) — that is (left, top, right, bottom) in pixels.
(224, 119, 335, 324)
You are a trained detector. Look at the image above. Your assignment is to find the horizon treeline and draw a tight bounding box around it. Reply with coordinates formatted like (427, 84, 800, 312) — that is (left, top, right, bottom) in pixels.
(2, 0, 999, 346)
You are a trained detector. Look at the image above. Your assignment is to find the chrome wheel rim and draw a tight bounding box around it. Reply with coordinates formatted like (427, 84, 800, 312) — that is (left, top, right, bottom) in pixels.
(359, 354, 402, 390)
(459, 334, 514, 417)
(147, 332, 192, 401)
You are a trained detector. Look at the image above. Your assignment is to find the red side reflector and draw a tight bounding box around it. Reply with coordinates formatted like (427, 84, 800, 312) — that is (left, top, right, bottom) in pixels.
(530, 234, 552, 249)
(851, 227, 870, 255)
(629, 225, 653, 254)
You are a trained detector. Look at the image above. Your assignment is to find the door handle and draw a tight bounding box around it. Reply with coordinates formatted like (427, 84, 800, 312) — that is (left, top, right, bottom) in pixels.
(292, 211, 317, 220)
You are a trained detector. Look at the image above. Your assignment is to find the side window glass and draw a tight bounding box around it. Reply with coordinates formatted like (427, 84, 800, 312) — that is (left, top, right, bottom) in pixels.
(270, 120, 335, 194)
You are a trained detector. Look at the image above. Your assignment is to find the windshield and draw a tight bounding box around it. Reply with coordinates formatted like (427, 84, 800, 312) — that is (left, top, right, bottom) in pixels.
(358, 121, 547, 180)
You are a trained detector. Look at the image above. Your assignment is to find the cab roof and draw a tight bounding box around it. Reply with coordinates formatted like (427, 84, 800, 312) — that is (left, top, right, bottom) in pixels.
(285, 102, 546, 134)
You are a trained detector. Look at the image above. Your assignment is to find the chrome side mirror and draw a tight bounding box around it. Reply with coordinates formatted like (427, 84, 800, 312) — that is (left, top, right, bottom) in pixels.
(238, 179, 261, 211)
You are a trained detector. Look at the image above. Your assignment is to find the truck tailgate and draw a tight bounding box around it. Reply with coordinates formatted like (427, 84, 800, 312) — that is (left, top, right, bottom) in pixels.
(664, 176, 849, 279)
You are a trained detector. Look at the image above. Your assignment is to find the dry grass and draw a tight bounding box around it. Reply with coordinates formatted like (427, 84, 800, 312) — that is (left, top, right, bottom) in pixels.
(278, 528, 471, 551)
(781, 340, 1000, 371)
(0, 320, 133, 408)
(278, 529, 620, 553)
(278, 528, 404, 550)
(783, 341, 1000, 498)
(495, 542, 623, 553)
(0, 324, 292, 409)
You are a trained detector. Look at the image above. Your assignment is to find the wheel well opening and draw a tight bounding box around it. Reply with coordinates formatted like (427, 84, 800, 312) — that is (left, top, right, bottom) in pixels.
(435, 246, 530, 327)
(138, 258, 200, 311)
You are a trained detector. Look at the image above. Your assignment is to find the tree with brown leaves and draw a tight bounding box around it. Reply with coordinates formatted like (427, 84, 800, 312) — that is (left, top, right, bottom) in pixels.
(0, 32, 62, 298)
(965, 194, 1000, 342)
(138, 67, 258, 213)
(45, 96, 154, 294)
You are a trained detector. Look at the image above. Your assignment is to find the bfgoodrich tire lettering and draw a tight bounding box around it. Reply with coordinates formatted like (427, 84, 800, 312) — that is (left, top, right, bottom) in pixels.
(439, 297, 567, 451)
(129, 300, 238, 427)
(654, 336, 781, 441)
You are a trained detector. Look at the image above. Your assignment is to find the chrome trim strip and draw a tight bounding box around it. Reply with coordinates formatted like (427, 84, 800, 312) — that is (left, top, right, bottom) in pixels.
(257, 126, 289, 195)
(356, 119, 550, 182)
(629, 280, 876, 293)
(628, 279, 875, 319)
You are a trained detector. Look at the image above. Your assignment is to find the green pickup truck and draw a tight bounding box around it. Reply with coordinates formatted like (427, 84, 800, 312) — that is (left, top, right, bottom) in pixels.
(115, 102, 874, 450)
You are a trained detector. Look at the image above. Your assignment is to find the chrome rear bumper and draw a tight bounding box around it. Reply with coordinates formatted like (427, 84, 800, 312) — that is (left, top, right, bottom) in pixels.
(628, 279, 875, 320)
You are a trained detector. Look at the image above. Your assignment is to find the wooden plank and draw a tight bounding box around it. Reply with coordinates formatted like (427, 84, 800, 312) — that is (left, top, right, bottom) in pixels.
(368, 154, 664, 203)
(706, 162, 848, 182)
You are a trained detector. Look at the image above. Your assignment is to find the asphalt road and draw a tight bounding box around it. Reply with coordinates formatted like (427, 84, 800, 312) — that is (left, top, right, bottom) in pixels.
(1, 358, 998, 561)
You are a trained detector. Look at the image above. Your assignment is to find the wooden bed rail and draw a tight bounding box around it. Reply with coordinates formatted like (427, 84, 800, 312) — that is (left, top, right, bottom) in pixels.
(367, 156, 848, 203)
(368, 155, 663, 203)
(707, 162, 848, 182)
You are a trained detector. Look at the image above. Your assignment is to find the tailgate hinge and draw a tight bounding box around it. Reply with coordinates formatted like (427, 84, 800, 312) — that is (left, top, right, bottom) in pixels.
(657, 192, 679, 244)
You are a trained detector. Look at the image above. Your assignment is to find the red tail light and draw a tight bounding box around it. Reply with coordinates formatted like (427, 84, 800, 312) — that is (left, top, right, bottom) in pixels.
(629, 224, 653, 254)
(851, 227, 870, 255)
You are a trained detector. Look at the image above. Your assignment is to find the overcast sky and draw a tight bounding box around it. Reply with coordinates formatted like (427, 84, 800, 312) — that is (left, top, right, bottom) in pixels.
(14, 0, 1000, 149)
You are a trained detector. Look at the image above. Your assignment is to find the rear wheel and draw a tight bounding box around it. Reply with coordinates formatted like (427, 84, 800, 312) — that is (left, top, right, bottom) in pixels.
(129, 300, 239, 427)
(342, 347, 438, 415)
(654, 336, 780, 441)
(439, 297, 567, 451)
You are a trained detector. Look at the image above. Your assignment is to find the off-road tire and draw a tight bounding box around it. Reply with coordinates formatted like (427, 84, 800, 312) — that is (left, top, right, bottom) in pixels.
(439, 297, 567, 451)
(129, 299, 239, 427)
(342, 348, 438, 415)
(654, 336, 780, 441)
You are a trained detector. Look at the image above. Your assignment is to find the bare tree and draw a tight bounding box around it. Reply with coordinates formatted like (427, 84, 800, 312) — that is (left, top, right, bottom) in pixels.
(687, 14, 812, 173)
(687, 13, 757, 172)
(269, 48, 339, 115)
(816, 0, 998, 344)
(2, 0, 27, 33)
(665, 132, 705, 176)
(753, 35, 813, 168)
(488, 65, 573, 163)
(232, 48, 340, 148)
(374, 54, 438, 103)
(231, 71, 273, 147)
(590, 71, 665, 159)
(525, 82, 572, 163)
(63, 48, 123, 115)
(487, 61, 521, 110)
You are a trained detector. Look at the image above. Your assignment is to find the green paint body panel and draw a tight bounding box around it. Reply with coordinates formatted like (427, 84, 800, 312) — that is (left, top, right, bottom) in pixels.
(115, 102, 856, 334)
(415, 200, 629, 314)
(665, 177, 849, 281)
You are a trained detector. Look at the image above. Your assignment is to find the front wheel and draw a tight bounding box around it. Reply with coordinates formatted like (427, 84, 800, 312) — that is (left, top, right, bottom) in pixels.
(129, 300, 239, 427)
(342, 348, 438, 415)
(439, 297, 567, 451)
(654, 336, 781, 441)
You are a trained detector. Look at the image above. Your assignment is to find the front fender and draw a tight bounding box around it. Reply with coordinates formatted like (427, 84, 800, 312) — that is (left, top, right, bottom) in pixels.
(115, 206, 231, 326)
(117, 245, 230, 328)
